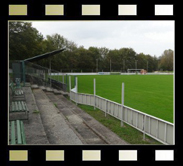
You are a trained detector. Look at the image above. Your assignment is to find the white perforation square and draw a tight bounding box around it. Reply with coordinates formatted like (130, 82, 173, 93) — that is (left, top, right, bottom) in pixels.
(155, 5, 173, 15)
(155, 150, 174, 161)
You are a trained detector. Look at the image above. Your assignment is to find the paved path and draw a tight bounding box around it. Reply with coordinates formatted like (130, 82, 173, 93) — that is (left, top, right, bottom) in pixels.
(33, 89, 83, 145)
(22, 87, 49, 144)
(20, 85, 128, 145)
(45, 92, 107, 144)
(45, 91, 128, 145)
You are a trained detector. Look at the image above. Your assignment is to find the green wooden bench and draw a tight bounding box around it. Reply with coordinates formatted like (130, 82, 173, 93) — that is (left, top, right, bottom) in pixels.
(9, 120, 26, 145)
(10, 101, 29, 120)
(9, 83, 25, 101)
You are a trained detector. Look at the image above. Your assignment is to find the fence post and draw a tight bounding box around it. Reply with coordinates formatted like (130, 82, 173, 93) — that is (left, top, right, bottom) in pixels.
(164, 123, 167, 143)
(121, 82, 124, 127)
(69, 76, 71, 91)
(69, 76, 71, 100)
(66, 74, 67, 92)
(94, 78, 96, 110)
(75, 77, 78, 105)
(143, 115, 146, 140)
(62, 74, 64, 84)
(49, 60, 51, 87)
(105, 100, 107, 117)
(74, 76, 76, 87)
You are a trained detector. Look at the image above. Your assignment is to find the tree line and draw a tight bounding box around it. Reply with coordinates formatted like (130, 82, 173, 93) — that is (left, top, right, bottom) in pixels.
(9, 22, 174, 72)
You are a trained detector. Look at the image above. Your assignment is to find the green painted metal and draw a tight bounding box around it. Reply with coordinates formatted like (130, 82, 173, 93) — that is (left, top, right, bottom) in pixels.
(16, 120, 22, 144)
(10, 120, 26, 145)
(23, 48, 65, 62)
(22, 61, 25, 86)
(10, 121, 16, 145)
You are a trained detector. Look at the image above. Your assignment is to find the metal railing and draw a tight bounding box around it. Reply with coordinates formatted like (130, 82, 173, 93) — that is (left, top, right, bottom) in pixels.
(70, 89, 174, 145)
(24, 61, 67, 91)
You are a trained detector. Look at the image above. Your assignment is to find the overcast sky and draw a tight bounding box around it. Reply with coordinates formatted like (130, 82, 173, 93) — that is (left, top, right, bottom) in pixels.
(31, 21, 174, 57)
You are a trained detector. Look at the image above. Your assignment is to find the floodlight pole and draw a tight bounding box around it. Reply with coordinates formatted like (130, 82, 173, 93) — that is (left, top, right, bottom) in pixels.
(96, 59, 98, 73)
(135, 60, 138, 70)
(110, 59, 111, 72)
(123, 59, 125, 72)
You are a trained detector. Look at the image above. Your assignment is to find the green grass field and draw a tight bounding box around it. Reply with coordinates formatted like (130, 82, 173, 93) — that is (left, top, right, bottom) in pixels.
(52, 74, 173, 122)
(75, 75, 173, 123)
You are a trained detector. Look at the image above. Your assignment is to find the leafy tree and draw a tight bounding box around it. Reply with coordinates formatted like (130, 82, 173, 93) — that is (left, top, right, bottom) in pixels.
(9, 22, 173, 72)
(159, 49, 173, 71)
(9, 22, 44, 61)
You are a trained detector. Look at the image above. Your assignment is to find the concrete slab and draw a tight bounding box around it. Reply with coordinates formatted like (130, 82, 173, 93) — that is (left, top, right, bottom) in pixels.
(45, 87, 53, 92)
(33, 89, 83, 145)
(31, 84, 39, 89)
(21, 87, 49, 144)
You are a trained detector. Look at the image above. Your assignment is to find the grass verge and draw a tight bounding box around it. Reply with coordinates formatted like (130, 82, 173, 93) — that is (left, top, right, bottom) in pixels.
(78, 104, 162, 145)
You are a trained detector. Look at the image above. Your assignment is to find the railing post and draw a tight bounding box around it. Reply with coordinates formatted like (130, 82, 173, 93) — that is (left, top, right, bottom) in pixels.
(22, 61, 25, 86)
(62, 74, 64, 84)
(66, 74, 67, 92)
(69, 76, 71, 91)
(105, 100, 107, 117)
(121, 82, 124, 127)
(164, 123, 167, 143)
(69, 76, 71, 99)
(143, 115, 146, 140)
(94, 78, 96, 110)
(75, 77, 78, 105)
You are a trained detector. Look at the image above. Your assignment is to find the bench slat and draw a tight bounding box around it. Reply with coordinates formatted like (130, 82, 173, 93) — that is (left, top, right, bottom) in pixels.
(11, 102, 15, 111)
(15, 102, 18, 111)
(10, 83, 24, 99)
(11, 101, 27, 112)
(9, 120, 26, 145)
(18, 101, 22, 111)
(11, 121, 16, 145)
(16, 120, 22, 144)
(20, 121, 26, 144)
(10, 101, 28, 120)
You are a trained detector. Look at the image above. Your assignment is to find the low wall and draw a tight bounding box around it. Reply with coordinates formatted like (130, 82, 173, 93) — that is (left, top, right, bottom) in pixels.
(51, 72, 174, 76)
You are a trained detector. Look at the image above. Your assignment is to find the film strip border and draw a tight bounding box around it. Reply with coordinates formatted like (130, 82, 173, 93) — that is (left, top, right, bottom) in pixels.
(8, 149, 175, 161)
(8, 4, 174, 16)
(5, 1, 177, 165)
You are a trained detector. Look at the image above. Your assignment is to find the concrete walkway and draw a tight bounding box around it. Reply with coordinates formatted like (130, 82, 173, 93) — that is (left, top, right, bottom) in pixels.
(22, 86, 49, 144)
(45, 92, 107, 144)
(33, 89, 83, 145)
(21, 85, 128, 145)
(45, 91, 128, 145)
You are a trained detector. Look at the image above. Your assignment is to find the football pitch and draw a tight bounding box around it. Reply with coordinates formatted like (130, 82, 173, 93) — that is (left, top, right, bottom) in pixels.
(74, 75, 173, 123)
